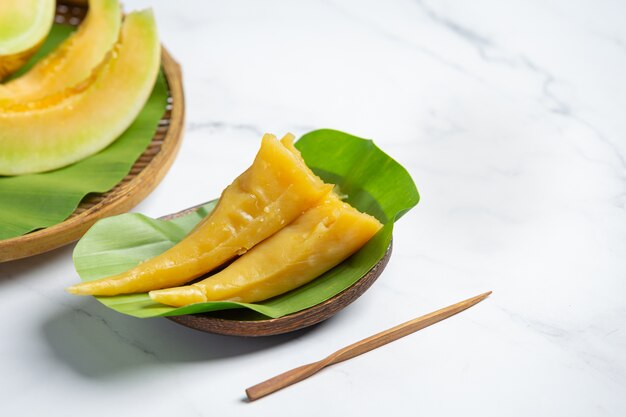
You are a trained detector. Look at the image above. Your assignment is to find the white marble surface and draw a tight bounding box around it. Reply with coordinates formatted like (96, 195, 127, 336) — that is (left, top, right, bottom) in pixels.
(1, 0, 625, 415)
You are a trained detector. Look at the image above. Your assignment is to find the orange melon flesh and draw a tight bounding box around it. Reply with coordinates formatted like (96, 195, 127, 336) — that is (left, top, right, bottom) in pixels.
(149, 194, 382, 306)
(0, 0, 55, 79)
(0, 0, 121, 105)
(0, 9, 160, 176)
(67, 134, 334, 296)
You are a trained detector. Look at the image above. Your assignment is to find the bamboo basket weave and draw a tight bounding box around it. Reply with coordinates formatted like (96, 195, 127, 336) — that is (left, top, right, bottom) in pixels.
(0, 1, 185, 262)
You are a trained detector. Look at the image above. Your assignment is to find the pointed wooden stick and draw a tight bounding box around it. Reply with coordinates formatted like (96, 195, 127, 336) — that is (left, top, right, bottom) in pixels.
(246, 291, 492, 401)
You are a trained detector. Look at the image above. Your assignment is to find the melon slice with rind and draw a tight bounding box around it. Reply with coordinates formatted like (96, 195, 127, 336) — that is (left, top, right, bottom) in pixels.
(0, 0, 121, 106)
(0, 9, 161, 176)
(0, 0, 55, 79)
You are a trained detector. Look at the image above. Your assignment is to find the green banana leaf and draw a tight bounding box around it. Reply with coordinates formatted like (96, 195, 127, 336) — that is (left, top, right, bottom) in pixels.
(73, 130, 419, 319)
(0, 23, 169, 240)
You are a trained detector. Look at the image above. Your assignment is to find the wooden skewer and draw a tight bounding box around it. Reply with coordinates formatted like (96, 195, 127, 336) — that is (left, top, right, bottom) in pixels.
(246, 291, 492, 401)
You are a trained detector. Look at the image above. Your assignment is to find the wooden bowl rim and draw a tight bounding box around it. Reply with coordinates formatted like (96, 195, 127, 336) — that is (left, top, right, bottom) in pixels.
(167, 244, 391, 337)
(0, 4, 185, 263)
(159, 202, 392, 337)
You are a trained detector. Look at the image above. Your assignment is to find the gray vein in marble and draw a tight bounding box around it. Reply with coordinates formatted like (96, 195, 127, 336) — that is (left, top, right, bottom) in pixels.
(187, 120, 263, 136)
(326, 367, 352, 383)
(67, 305, 205, 416)
(422, 109, 466, 141)
(414, 0, 519, 68)
(301, 0, 625, 181)
(522, 57, 626, 170)
(519, 56, 626, 173)
(414, 1, 626, 176)
(20, 281, 205, 416)
(498, 306, 626, 386)
(322, 0, 485, 83)
(375, 279, 413, 300)
(411, 0, 626, 176)
(518, 57, 571, 115)
(4, 271, 165, 370)
(592, 32, 626, 58)
(570, 115, 626, 170)
(12, 277, 162, 363)
(414, 0, 568, 109)
(415, 0, 490, 47)
(70, 306, 160, 360)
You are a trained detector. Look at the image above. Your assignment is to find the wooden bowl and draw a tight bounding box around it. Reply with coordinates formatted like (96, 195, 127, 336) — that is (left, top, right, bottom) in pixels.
(0, 2, 185, 262)
(158, 203, 392, 337)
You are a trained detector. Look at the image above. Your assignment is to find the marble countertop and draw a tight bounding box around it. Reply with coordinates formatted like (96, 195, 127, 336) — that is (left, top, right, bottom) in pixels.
(1, 0, 625, 415)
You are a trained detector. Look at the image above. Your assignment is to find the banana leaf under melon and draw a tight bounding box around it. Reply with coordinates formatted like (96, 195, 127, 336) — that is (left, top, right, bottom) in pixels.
(0, 22, 169, 240)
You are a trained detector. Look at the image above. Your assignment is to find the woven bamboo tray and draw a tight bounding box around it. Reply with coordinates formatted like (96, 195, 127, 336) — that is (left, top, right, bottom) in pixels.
(0, 2, 185, 262)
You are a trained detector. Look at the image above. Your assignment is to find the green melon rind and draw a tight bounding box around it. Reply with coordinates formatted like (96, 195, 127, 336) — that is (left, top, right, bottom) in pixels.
(0, 71, 168, 240)
(0, 0, 122, 103)
(0, 9, 161, 176)
(0, 0, 55, 54)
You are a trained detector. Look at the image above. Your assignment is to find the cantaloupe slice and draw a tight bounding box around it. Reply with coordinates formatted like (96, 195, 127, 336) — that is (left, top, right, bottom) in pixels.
(149, 194, 383, 306)
(0, 0, 121, 106)
(66, 134, 334, 296)
(0, 9, 160, 176)
(0, 0, 55, 79)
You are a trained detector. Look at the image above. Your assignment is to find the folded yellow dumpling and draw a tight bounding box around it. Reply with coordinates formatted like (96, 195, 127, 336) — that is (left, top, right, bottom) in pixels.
(67, 133, 332, 296)
(149, 193, 382, 306)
